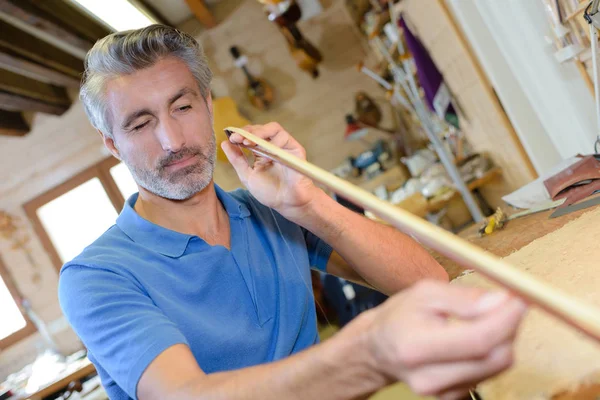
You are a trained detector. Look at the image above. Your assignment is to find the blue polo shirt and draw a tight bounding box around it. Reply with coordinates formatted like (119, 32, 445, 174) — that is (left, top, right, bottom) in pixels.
(58, 185, 333, 400)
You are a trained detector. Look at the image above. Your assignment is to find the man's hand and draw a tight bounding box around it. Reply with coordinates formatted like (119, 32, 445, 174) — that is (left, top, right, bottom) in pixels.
(221, 123, 317, 217)
(346, 280, 527, 400)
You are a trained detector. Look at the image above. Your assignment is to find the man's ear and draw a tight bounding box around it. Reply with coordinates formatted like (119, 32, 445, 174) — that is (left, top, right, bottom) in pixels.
(98, 130, 121, 160)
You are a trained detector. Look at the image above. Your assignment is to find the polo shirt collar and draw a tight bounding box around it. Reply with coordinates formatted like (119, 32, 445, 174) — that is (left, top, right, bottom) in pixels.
(116, 184, 250, 257)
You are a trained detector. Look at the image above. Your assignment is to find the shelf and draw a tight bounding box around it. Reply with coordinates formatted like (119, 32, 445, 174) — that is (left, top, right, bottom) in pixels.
(427, 167, 503, 213)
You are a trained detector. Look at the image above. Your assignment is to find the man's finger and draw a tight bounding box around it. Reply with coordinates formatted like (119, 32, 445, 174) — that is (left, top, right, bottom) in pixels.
(248, 122, 289, 145)
(409, 297, 526, 364)
(414, 281, 504, 319)
(407, 342, 514, 396)
(221, 141, 250, 183)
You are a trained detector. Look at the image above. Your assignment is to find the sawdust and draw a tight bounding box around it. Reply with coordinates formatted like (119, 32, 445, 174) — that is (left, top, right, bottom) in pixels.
(453, 207, 600, 399)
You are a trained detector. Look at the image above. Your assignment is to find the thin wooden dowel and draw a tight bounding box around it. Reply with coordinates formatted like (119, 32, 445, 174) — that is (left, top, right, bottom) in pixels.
(225, 126, 600, 342)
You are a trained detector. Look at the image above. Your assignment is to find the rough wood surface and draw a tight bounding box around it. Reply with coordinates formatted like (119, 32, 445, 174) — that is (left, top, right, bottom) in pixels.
(453, 208, 600, 399)
(438, 198, 600, 280)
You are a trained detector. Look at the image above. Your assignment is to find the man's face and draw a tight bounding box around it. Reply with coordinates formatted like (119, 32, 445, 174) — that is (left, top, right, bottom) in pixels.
(104, 57, 216, 200)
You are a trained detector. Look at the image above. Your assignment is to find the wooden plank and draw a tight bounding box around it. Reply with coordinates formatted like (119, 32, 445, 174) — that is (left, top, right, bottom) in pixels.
(230, 126, 600, 342)
(0, 0, 93, 54)
(0, 68, 70, 105)
(575, 58, 594, 95)
(454, 205, 600, 399)
(26, 0, 112, 43)
(436, 193, 600, 280)
(185, 0, 217, 28)
(565, 1, 587, 22)
(0, 91, 69, 115)
(0, 20, 84, 78)
(0, 51, 80, 88)
(0, 110, 29, 136)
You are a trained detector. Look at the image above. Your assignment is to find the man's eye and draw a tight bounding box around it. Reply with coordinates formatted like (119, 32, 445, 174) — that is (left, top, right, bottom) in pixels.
(177, 105, 191, 112)
(133, 121, 149, 131)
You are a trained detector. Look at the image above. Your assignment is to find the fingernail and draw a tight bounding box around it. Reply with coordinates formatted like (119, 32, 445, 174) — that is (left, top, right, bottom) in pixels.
(477, 291, 509, 312)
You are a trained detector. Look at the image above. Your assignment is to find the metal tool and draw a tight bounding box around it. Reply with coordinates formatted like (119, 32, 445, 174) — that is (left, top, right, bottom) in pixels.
(549, 195, 600, 218)
(508, 198, 566, 220)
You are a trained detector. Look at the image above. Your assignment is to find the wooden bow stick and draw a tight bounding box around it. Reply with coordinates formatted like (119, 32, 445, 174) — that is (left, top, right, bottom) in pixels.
(225, 126, 600, 342)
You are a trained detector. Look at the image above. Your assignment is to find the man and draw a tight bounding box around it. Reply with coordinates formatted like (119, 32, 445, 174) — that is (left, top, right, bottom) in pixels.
(59, 25, 526, 400)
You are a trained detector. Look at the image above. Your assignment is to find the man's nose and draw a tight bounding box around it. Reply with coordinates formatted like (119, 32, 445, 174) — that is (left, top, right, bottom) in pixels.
(157, 117, 185, 153)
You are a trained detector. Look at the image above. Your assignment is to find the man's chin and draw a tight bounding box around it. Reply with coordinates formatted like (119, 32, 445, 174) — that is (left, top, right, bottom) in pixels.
(156, 177, 213, 201)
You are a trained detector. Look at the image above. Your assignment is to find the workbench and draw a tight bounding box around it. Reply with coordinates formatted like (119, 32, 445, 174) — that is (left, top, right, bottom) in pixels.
(439, 195, 600, 280)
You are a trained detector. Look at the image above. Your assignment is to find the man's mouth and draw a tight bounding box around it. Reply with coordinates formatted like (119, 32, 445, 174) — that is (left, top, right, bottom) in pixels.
(165, 154, 197, 169)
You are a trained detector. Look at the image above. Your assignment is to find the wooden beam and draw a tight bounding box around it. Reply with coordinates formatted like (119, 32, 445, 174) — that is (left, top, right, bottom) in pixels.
(0, 19, 84, 77)
(0, 51, 80, 88)
(0, 91, 69, 115)
(184, 0, 217, 28)
(0, 0, 93, 57)
(26, 0, 112, 42)
(0, 68, 71, 106)
(0, 110, 29, 136)
(135, 0, 170, 26)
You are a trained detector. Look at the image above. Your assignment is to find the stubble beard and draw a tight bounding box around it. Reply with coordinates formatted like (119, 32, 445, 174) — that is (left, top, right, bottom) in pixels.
(121, 132, 217, 200)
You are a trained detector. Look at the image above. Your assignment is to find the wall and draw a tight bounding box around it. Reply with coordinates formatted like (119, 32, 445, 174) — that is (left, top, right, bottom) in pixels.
(0, 0, 389, 378)
(447, 0, 562, 175)
(398, 0, 538, 208)
(0, 102, 105, 378)
(473, 0, 597, 160)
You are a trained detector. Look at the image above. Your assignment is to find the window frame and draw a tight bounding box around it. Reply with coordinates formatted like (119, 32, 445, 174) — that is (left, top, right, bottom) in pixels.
(0, 255, 37, 350)
(23, 156, 126, 272)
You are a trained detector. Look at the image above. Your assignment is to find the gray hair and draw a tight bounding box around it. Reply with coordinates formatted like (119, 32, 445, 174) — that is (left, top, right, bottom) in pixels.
(80, 24, 213, 137)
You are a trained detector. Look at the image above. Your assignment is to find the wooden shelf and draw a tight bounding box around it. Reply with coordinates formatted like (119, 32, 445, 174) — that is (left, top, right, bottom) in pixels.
(25, 358, 96, 400)
(428, 167, 503, 213)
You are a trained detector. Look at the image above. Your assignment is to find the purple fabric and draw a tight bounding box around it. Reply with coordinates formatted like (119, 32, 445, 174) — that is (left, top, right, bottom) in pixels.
(400, 17, 454, 115)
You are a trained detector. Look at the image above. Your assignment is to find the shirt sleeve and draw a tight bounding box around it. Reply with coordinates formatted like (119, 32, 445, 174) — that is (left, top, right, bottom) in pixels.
(302, 228, 333, 272)
(58, 264, 189, 399)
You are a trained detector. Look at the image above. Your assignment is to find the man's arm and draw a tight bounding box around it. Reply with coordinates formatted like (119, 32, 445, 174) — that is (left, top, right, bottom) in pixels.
(139, 281, 526, 400)
(289, 189, 448, 294)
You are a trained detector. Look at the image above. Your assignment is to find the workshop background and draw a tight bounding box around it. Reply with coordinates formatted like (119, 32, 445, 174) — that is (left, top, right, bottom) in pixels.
(0, 0, 598, 399)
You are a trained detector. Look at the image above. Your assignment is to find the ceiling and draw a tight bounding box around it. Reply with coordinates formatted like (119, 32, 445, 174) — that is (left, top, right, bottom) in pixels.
(144, 0, 194, 25)
(0, 0, 215, 137)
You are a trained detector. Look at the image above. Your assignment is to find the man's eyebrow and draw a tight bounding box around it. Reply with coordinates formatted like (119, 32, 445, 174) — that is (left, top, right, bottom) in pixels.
(121, 109, 154, 130)
(167, 87, 198, 106)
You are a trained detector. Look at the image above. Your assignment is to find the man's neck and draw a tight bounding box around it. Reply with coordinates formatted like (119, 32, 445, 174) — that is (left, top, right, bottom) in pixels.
(133, 181, 230, 248)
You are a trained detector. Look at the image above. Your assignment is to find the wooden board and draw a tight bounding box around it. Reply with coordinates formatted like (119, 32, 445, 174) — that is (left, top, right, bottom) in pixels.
(453, 207, 600, 399)
(437, 194, 600, 280)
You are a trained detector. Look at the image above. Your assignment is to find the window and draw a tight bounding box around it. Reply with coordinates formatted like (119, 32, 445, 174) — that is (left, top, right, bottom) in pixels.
(0, 257, 36, 349)
(24, 157, 137, 270)
(37, 178, 119, 263)
(110, 162, 138, 201)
